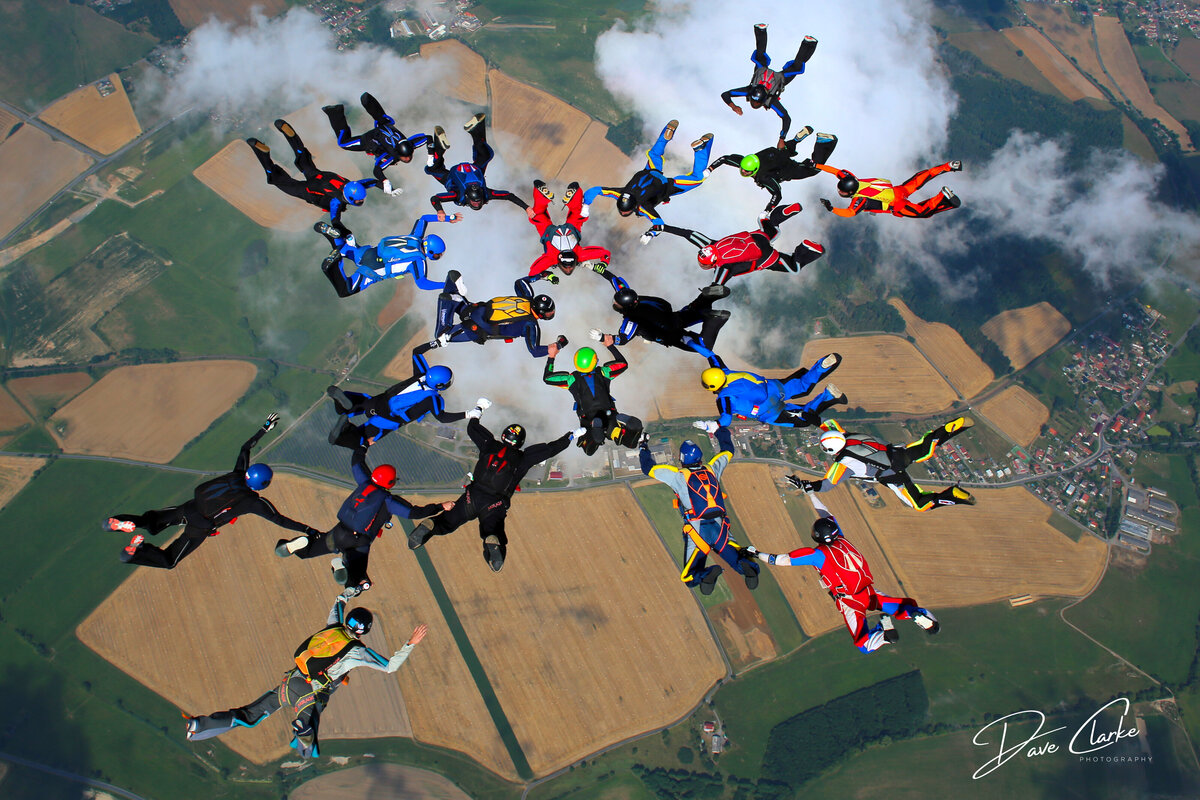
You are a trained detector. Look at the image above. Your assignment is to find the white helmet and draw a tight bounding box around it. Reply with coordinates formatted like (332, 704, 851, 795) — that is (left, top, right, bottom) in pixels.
(819, 429, 846, 454)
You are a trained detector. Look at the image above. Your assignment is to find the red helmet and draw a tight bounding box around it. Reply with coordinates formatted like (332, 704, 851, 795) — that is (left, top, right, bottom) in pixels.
(371, 464, 397, 488)
(697, 246, 717, 268)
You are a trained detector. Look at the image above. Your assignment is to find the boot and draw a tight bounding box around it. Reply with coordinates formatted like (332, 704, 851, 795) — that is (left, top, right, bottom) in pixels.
(360, 91, 391, 124)
(700, 283, 731, 300)
(322, 104, 348, 132)
(913, 610, 940, 634)
(408, 519, 434, 550)
(880, 615, 899, 643)
(330, 557, 348, 585)
(797, 35, 818, 64)
(483, 535, 505, 572)
(275, 536, 308, 557)
(432, 125, 449, 154)
(691, 133, 714, 151)
(941, 187, 961, 209)
(699, 309, 731, 350)
(326, 385, 353, 414)
(663, 119, 678, 141)
(533, 179, 554, 200)
(464, 113, 486, 133)
(698, 565, 723, 595)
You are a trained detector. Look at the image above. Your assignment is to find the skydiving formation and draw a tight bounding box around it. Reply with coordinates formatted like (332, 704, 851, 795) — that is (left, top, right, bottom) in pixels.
(90, 17, 984, 759)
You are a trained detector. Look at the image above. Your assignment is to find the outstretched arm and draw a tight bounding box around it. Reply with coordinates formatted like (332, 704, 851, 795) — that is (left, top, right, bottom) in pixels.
(761, 202, 802, 239)
(707, 153, 744, 173)
(654, 224, 714, 249)
(429, 191, 457, 214)
(602, 343, 628, 379)
(235, 414, 278, 472)
(488, 188, 529, 210)
(722, 86, 750, 114)
(467, 416, 495, 449)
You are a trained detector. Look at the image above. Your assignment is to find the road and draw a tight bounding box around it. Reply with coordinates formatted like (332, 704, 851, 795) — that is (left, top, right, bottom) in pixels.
(0, 750, 149, 800)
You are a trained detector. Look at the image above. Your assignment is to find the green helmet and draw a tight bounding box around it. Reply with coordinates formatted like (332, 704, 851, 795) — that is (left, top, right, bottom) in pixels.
(739, 154, 760, 176)
(574, 347, 598, 373)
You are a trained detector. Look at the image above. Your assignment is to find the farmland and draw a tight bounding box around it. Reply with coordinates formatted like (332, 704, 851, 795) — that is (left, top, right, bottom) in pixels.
(1001, 26, 1104, 102)
(37, 73, 141, 155)
(488, 69, 593, 177)
(0, 455, 45, 509)
(168, 0, 286, 29)
(291, 763, 472, 800)
(799, 336, 958, 414)
(422, 40, 488, 106)
(7, 372, 92, 419)
(1094, 17, 1191, 150)
(0, 124, 93, 241)
(194, 139, 321, 231)
(977, 384, 1050, 446)
(981, 302, 1071, 370)
(1020, 1, 1122, 98)
(888, 298, 993, 399)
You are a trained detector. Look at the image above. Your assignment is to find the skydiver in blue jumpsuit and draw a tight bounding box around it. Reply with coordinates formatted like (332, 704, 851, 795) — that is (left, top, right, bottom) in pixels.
(582, 120, 713, 228)
(700, 353, 846, 428)
(323, 92, 430, 187)
(721, 24, 818, 148)
(426, 114, 528, 216)
(432, 271, 564, 358)
(314, 213, 459, 297)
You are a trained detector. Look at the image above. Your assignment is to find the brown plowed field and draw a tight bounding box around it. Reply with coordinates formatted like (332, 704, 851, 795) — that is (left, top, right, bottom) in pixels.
(554, 119, 634, 189)
(51, 361, 257, 463)
(488, 69, 592, 177)
(978, 385, 1050, 446)
(425, 484, 725, 776)
(168, 0, 286, 28)
(1021, 2, 1122, 97)
(78, 474, 515, 776)
(376, 280, 414, 330)
(0, 388, 30, 430)
(37, 74, 141, 155)
(292, 763, 472, 800)
(382, 323, 432, 382)
(0, 108, 20, 142)
(1002, 26, 1103, 101)
(0, 124, 93, 240)
(194, 140, 322, 231)
(7, 371, 92, 417)
(421, 40, 488, 106)
(1094, 17, 1191, 150)
(982, 302, 1071, 369)
(0, 455, 46, 510)
(888, 299, 993, 399)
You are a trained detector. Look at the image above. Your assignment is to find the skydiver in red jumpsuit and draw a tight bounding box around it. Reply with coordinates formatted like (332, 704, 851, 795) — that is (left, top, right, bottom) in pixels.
(525, 180, 611, 277)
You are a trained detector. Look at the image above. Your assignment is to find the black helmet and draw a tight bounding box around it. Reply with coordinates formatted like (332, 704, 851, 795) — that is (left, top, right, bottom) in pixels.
(613, 288, 639, 311)
(465, 183, 486, 207)
(557, 249, 579, 274)
(837, 175, 859, 197)
(345, 607, 374, 635)
(501, 423, 526, 448)
(616, 192, 636, 216)
(748, 85, 769, 106)
(811, 517, 842, 545)
(395, 140, 414, 162)
(532, 294, 555, 319)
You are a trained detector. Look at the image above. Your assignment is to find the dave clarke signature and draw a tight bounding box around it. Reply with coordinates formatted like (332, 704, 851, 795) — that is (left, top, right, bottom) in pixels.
(972, 698, 1146, 779)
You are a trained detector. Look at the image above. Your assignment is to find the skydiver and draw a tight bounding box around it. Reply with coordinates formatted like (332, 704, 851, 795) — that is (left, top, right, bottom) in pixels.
(582, 119, 713, 229)
(526, 180, 610, 277)
(323, 91, 430, 186)
(432, 270, 565, 359)
(103, 415, 318, 569)
(185, 594, 427, 758)
(706, 127, 838, 212)
(640, 421, 761, 594)
(407, 404, 579, 572)
(426, 114, 528, 216)
(312, 212, 461, 297)
(699, 353, 846, 429)
(644, 202, 824, 286)
(813, 160, 963, 219)
(791, 418, 977, 511)
(745, 493, 939, 653)
(246, 119, 386, 239)
(591, 265, 729, 356)
(326, 342, 475, 450)
(275, 445, 452, 596)
(543, 339, 643, 456)
(721, 24, 818, 148)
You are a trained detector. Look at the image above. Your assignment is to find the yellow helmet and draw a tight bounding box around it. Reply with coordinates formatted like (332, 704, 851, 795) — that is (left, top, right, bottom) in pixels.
(701, 367, 727, 391)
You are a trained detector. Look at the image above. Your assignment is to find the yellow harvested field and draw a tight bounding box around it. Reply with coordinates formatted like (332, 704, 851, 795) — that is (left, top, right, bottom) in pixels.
(978, 385, 1050, 446)
(382, 323, 432, 382)
(1095, 18, 1191, 150)
(195, 140, 321, 231)
(1021, 2, 1121, 97)
(37, 74, 141, 155)
(554, 119, 634, 189)
(7, 371, 92, 415)
(0, 124, 93, 241)
(0, 107, 19, 142)
(982, 302, 1071, 369)
(0, 455, 46, 510)
(78, 474, 515, 776)
(889, 299, 993, 399)
(799, 336, 957, 414)
(376, 280, 415, 330)
(168, 0, 286, 28)
(426, 484, 726, 776)
(1002, 26, 1103, 101)
(421, 40, 488, 106)
(51, 361, 257, 464)
(858, 486, 1106, 608)
(292, 763, 471, 800)
(0, 388, 30, 430)
(488, 69, 592, 178)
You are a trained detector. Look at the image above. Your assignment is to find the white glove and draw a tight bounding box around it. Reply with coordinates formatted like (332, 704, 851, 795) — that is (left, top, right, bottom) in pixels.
(588, 328, 604, 342)
(639, 232, 654, 246)
(758, 210, 770, 222)
(692, 420, 719, 434)
(454, 275, 469, 296)
(475, 397, 492, 410)
(382, 179, 402, 196)
(570, 427, 588, 441)
(703, 166, 714, 177)
(466, 406, 483, 420)
(580, 203, 590, 219)
(436, 332, 451, 346)
(343, 234, 357, 248)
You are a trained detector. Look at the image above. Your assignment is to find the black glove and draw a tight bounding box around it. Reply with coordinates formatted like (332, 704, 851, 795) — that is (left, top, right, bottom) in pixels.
(786, 475, 818, 492)
(799, 158, 814, 169)
(819, 198, 833, 212)
(555, 334, 569, 349)
(263, 412, 280, 432)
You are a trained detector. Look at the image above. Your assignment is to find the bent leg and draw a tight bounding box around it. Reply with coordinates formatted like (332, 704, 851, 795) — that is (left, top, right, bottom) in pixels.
(780, 354, 840, 398)
(895, 192, 958, 218)
(646, 123, 673, 171)
(673, 139, 713, 193)
(472, 140, 495, 175)
(188, 687, 282, 741)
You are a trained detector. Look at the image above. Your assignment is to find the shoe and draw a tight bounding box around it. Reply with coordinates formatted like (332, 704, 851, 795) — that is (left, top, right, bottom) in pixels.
(698, 566, 723, 595)
(802, 239, 824, 255)
(121, 534, 144, 561)
(663, 119, 678, 140)
(483, 535, 505, 572)
(433, 125, 449, 151)
(880, 615, 899, 643)
(951, 485, 977, 506)
(826, 383, 848, 405)
(314, 220, 339, 238)
(326, 385, 352, 412)
(321, 103, 343, 116)
(743, 563, 760, 590)
(185, 716, 198, 741)
(408, 519, 434, 550)
(944, 416, 974, 433)
(105, 517, 136, 533)
(941, 187, 961, 208)
(754, 23, 767, 31)
(949, 160, 962, 172)
(819, 352, 841, 371)
(246, 137, 269, 154)
(865, 628, 889, 651)
(563, 181, 579, 204)
(273, 119, 296, 138)
(464, 113, 486, 133)
(330, 557, 348, 585)
(691, 133, 713, 151)
(913, 611, 940, 634)
(701, 283, 731, 300)
(792, 125, 814, 144)
(275, 536, 308, 557)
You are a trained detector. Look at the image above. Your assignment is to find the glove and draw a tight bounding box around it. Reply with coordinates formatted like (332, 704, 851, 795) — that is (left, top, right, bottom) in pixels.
(786, 476, 819, 493)
(638, 431, 650, 450)
(543, 272, 560, 285)
(588, 328, 604, 342)
(263, 412, 280, 432)
(692, 420, 719, 434)
(819, 198, 833, 212)
(743, 545, 760, 558)
(703, 166, 714, 177)
(580, 203, 590, 218)
(382, 179, 402, 196)
(555, 335, 569, 349)
(344, 234, 357, 247)
(466, 406, 483, 420)
(453, 274, 469, 296)
(639, 226, 662, 245)
(799, 158, 814, 169)
(570, 427, 587, 441)
(435, 332, 451, 347)
(475, 397, 492, 410)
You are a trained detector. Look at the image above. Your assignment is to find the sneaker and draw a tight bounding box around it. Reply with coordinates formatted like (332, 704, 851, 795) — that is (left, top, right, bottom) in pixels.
(743, 563, 760, 591)
(326, 385, 352, 412)
(105, 517, 136, 533)
(951, 485, 977, 506)
(275, 536, 308, 557)
(663, 119, 678, 141)
(691, 133, 714, 151)
(563, 181, 579, 204)
(698, 566, 723, 595)
(185, 716, 198, 741)
(826, 383, 848, 405)
(802, 239, 824, 255)
(913, 611, 940, 634)
(754, 23, 767, 31)
(701, 283, 731, 300)
(483, 535, 505, 572)
(819, 352, 841, 371)
(433, 125, 449, 152)
(464, 113, 486, 133)
(121, 534, 144, 561)
(313, 220, 339, 238)
(408, 519, 434, 550)
(880, 615, 899, 643)
(792, 125, 814, 144)
(246, 137, 270, 154)
(330, 557, 348, 585)
(944, 416, 974, 433)
(273, 119, 296, 138)
(949, 160, 962, 172)
(533, 179, 553, 200)
(941, 187, 961, 208)
(865, 628, 889, 652)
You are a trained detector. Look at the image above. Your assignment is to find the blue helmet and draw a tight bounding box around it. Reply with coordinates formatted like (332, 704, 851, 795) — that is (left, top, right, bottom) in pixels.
(343, 181, 367, 205)
(424, 234, 445, 259)
(245, 463, 273, 490)
(679, 440, 703, 467)
(425, 365, 452, 391)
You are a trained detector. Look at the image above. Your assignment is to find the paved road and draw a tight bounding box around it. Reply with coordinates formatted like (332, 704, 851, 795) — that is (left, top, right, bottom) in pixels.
(0, 750, 149, 800)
